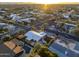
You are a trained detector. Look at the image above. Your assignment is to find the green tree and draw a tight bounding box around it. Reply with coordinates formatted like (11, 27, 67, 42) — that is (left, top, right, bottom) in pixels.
(38, 46, 58, 57)
(30, 42, 58, 57)
(1, 35, 12, 43)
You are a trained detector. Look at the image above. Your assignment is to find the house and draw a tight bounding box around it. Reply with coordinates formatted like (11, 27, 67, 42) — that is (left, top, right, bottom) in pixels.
(12, 39, 32, 55)
(0, 43, 14, 57)
(1, 39, 33, 57)
(10, 13, 21, 22)
(0, 23, 7, 26)
(0, 16, 4, 19)
(64, 23, 77, 29)
(3, 25, 16, 31)
(45, 25, 58, 35)
(2, 24, 18, 35)
(71, 14, 79, 18)
(0, 40, 25, 57)
(45, 25, 79, 56)
(63, 23, 77, 32)
(0, 23, 8, 29)
(23, 44, 32, 54)
(24, 12, 33, 18)
(45, 25, 79, 42)
(62, 13, 70, 19)
(24, 31, 46, 42)
(49, 38, 79, 57)
(23, 25, 32, 31)
(2, 24, 24, 35)
(62, 10, 75, 19)
(20, 18, 31, 23)
(0, 8, 7, 15)
(0, 11, 6, 13)
(0, 9, 6, 14)
(20, 18, 36, 23)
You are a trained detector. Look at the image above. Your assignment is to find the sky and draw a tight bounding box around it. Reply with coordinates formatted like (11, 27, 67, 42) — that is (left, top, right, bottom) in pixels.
(0, 0, 79, 4)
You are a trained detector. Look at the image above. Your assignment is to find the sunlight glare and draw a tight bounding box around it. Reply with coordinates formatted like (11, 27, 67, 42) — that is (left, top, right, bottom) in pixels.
(0, 0, 79, 4)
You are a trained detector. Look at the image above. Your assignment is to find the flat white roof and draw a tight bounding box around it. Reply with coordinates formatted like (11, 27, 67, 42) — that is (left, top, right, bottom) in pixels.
(25, 31, 46, 41)
(0, 23, 7, 25)
(39, 32, 46, 36)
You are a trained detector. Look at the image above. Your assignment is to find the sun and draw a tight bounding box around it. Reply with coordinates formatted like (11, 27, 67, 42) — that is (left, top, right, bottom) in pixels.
(33, 0, 59, 4)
